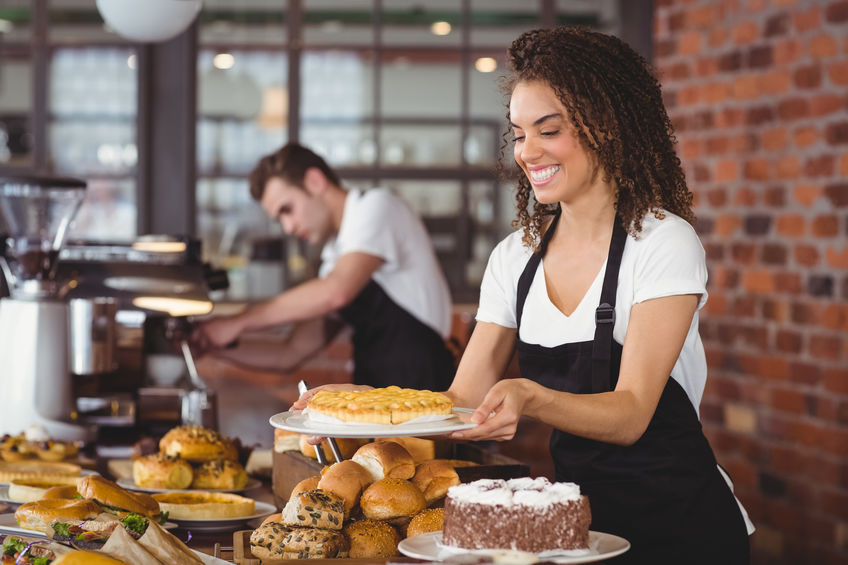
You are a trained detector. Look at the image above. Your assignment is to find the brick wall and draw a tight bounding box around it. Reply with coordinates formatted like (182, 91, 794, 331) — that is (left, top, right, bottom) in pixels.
(655, 1, 848, 563)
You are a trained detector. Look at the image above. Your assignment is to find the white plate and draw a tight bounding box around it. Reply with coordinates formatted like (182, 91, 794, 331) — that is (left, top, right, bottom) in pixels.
(0, 485, 22, 508)
(116, 477, 263, 494)
(269, 408, 477, 438)
(398, 531, 630, 564)
(166, 500, 277, 533)
(0, 513, 179, 538)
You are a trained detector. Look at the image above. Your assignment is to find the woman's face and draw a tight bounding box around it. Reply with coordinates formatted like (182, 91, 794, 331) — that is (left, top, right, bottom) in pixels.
(510, 80, 600, 206)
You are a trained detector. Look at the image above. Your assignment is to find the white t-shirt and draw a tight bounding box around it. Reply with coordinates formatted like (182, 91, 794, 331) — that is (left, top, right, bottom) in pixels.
(319, 188, 452, 339)
(476, 211, 709, 415)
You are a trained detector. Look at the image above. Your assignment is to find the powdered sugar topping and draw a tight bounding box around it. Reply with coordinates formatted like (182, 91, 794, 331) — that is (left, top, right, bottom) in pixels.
(448, 477, 582, 508)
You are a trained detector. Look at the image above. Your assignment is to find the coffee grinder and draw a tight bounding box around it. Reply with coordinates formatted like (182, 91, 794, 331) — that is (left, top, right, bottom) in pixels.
(0, 175, 94, 441)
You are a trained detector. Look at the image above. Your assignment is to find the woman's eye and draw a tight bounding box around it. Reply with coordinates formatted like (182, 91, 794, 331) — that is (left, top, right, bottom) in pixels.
(511, 135, 525, 143)
(541, 130, 560, 137)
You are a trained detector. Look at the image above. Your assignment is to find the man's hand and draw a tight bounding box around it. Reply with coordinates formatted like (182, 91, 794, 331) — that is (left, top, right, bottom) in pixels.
(190, 315, 243, 353)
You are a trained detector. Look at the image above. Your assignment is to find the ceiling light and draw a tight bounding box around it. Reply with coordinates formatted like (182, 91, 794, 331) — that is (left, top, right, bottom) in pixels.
(96, 0, 201, 43)
(213, 52, 235, 70)
(430, 21, 451, 36)
(475, 57, 497, 73)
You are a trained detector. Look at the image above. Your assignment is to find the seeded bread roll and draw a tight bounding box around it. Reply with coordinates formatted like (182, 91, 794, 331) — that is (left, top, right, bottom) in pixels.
(411, 460, 460, 506)
(281, 489, 345, 530)
(190, 459, 248, 490)
(316, 460, 373, 518)
(250, 521, 295, 560)
(289, 475, 320, 500)
(344, 519, 400, 558)
(406, 507, 445, 538)
(360, 478, 426, 523)
(158, 425, 238, 463)
(351, 441, 415, 481)
(132, 452, 194, 490)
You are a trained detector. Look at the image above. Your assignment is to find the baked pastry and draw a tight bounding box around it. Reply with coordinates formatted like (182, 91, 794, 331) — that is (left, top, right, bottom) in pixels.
(289, 475, 320, 500)
(190, 459, 248, 490)
(359, 478, 426, 523)
(351, 441, 415, 481)
(132, 452, 194, 490)
(158, 425, 238, 463)
(273, 429, 301, 453)
(299, 435, 367, 463)
(14, 497, 102, 535)
(406, 507, 445, 538)
(250, 522, 348, 560)
(33, 440, 79, 462)
(152, 491, 255, 519)
(281, 489, 345, 529)
(307, 386, 453, 424)
(41, 484, 81, 500)
(343, 519, 400, 558)
(376, 437, 436, 463)
(316, 460, 373, 517)
(77, 475, 161, 520)
(52, 551, 131, 565)
(411, 459, 460, 506)
(6, 476, 81, 503)
(0, 434, 32, 461)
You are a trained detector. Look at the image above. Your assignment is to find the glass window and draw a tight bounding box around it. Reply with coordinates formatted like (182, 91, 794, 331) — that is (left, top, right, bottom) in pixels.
(382, 0, 462, 47)
(0, 3, 32, 168)
(200, 0, 287, 48)
(470, 0, 542, 47)
(303, 0, 373, 46)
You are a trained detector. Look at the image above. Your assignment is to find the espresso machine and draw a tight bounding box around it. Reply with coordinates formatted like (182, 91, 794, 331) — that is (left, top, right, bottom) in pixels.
(0, 175, 95, 441)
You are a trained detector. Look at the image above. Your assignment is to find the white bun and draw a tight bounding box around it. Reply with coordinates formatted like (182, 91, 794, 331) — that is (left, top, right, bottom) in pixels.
(351, 441, 415, 482)
(410, 460, 460, 505)
(360, 478, 426, 522)
(316, 460, 373, 517)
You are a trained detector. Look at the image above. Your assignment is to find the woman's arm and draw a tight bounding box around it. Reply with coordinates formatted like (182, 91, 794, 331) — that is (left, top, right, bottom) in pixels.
(455, 294, 699, 445)
(444, 321, 517, 408)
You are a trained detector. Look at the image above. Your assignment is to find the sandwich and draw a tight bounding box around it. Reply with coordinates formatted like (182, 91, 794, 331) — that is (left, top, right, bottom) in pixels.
(76, 475, 163, 522)
(99, 524, 162, 565)
(2, 535, 74, 564)
(48, 512, 152, 550)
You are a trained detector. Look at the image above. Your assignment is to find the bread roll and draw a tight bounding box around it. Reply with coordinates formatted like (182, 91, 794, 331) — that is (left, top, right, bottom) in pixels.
(273, 429, 301, 453)
(411, 460, 460, 505)
(51, 551, 129, 565)
(289, 475, 320, 500)
(250, 522, 347, 559)
(299, 435, 366, 462)
(158, 425, 238, 463)
(316, 460, 373, 517)
(42, 484, 81, 500)
(14, 498, 101, 535)
(260, 512, 282, 527)
(190, 459, 248, 490)
(344, 519, 400, 558)
(77, 475, 160, 519)
(376, 437, 435, 463)
(351, 441, 415, 481)
(406, 507, 445, 538)
(132, 453, 193, 490)
(359, 478, 426, 522)
(281, 489, 345, 529)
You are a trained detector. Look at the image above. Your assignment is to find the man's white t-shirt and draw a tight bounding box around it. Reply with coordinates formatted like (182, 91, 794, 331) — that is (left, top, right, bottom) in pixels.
(476, 211, 709, 415)
(319, 188, 452, 340)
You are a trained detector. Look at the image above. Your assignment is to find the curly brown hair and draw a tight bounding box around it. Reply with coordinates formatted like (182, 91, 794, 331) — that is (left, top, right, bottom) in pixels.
(501, 26, 694, 249)
(248, 143, 341, 201)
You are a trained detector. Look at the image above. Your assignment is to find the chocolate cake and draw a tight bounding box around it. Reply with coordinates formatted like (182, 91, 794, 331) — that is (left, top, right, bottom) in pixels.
(442, 477, 591, 553)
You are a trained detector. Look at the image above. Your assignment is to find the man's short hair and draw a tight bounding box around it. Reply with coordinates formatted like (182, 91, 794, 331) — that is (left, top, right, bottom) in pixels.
(248, 143, 342, 201)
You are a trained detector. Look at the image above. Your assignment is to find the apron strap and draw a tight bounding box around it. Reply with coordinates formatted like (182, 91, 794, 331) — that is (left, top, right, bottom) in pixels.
(516, 209, 561, 332)
(591, 218, 628, 393)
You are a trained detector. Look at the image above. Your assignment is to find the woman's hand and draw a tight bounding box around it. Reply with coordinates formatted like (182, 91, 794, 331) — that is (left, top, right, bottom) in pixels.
(190, 316, 243, 352)
(450, 378, 539, 442)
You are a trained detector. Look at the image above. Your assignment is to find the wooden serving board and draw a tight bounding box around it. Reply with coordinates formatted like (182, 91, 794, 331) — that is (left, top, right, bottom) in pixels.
(231, 530, 421, 564)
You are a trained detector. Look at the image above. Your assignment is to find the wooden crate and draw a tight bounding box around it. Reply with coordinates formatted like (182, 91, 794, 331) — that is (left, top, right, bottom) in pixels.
(272, 442, 530, 508)
(232, 530, 420, 564)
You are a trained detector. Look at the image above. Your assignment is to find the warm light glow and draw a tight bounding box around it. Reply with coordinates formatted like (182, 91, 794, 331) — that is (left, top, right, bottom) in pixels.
(127, 54, 137, 70)
(131, 240, 187, 253)
(430, 21, 451, 36)
(474, 57, 497, 73)
(133, 297, 213, 317)
(213, 52, 235, 70)
(257, 85, 289, 130)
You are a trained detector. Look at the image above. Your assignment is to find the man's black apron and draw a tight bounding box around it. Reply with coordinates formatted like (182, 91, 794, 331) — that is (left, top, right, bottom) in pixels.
(338, 280, 454, 391)
(515, 211, 749, 564)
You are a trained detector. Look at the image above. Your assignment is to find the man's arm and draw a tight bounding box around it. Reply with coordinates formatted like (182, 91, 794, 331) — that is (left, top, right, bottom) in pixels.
(209, 316, 346, 373)
(193, 252, 384, 349)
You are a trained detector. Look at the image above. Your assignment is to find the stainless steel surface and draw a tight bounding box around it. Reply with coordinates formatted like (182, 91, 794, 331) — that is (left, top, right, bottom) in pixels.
(181, 339, 206, 390)
(297, 379, 341, 463)
(69, 296, 118, 375)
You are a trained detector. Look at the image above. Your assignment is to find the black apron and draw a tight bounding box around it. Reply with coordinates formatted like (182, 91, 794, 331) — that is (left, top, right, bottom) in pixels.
(338, 279, 455, 391)
(515, 211, 749, 564)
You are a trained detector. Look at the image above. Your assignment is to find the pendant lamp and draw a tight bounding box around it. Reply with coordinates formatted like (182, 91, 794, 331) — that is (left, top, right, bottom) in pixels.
(96, 0, 202, 43)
